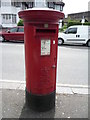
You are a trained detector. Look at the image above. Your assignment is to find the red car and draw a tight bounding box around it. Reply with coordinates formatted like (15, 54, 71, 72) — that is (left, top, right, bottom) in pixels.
(0, 26, 24, 42)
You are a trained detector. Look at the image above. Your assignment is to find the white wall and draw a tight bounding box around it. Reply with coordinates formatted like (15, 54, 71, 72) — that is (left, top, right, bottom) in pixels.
(89, 1, 90, 11)
(0, 0, 20, 28)
(0, 8, 1, 25)
(16, 7, 22, 24)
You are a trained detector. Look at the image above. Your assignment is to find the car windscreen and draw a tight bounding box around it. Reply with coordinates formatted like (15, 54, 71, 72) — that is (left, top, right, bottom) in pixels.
(9, 28, 18, 32)
(18, 28, 24, 32)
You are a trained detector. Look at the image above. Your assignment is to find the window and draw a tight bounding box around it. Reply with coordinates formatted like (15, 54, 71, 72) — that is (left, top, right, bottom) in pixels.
(60, 6, 63, 11)
(3, 15, 5, 19)
(2, 14, 12, 24)
(12, 14, 16, 24)
(18, 28, 24, 32)
(9, 28, 17, 32)
(55, 5, 60, 11)
(11, 2, 21, 7)
(11, 2, 15, 6)
(66, 28, 77, 34)
(15, 2, 21, 7)
(2, 2, 10, 6)
(48, 2, 54, 8)
(2, 14, 16, 24)
(28, 2, 34, 8)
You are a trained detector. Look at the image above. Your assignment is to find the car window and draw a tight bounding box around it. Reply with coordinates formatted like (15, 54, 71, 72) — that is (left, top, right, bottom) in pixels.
(9, 28, 17, 32)
(18, 28, 24, 32)
(66, 28, 77, 34)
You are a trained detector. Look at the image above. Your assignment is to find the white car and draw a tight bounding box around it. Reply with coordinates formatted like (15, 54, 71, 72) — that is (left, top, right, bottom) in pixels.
(58, 25, 90, 47)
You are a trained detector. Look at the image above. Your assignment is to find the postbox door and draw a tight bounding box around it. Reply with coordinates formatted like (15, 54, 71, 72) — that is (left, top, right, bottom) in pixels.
(40, 38, 57, 94)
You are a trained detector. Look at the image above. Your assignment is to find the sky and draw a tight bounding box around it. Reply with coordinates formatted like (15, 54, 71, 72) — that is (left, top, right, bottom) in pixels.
(63, 0, 90, 16)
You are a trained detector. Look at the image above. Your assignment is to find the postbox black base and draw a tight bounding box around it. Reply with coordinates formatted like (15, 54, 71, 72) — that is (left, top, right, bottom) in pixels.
(26, 90, 56, 112)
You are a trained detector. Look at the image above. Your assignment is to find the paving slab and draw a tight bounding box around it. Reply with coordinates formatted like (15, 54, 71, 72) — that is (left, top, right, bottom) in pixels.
(1, 89, 88, 119)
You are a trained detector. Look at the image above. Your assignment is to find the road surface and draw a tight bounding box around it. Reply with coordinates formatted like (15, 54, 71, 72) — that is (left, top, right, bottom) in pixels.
(0, 42, 89, 86)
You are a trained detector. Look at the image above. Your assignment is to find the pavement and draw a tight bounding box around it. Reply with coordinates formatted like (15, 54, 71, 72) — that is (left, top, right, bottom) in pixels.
(0, 79, 89, 119)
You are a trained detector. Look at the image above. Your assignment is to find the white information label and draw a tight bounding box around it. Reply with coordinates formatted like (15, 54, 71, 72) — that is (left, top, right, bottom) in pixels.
(41, 40, 51, 56)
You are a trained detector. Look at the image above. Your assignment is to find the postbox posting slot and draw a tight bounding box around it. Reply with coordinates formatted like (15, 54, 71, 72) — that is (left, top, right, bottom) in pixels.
(36, 29, 56, 34)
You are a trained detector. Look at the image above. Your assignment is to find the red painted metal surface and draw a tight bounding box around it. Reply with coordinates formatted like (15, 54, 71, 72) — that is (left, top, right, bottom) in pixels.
(19, 9, 64, 24)
(18, 9, 64, 95)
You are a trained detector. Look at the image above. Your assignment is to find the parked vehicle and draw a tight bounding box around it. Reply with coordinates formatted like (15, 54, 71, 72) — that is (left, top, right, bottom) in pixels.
(58, 25, 90, 47)
(0, 26, 24, 42)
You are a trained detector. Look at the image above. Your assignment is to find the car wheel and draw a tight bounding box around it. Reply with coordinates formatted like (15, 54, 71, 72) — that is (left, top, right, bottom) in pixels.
(58, 38, 64, 45)
(87, 40, 90, 47)
(0, 36, 5, 42)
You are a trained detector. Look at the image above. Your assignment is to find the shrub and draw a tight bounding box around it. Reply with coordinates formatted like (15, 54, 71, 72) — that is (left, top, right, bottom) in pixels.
(59, 25, 67, 32)
(17, 19, 24, 26)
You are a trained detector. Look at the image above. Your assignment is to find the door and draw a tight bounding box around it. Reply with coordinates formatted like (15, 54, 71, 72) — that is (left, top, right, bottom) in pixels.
(64, 27, 78, 44)
(40, 38, 57, 94)
(17, 27, 24, 41)
(4, 27, 18, 40)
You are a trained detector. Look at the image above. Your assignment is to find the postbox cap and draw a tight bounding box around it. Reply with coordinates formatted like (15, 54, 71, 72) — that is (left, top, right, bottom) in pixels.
(18, 8, 64, 24)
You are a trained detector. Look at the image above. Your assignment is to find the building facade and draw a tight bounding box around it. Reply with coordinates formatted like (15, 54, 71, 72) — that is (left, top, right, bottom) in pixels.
(0, 0, 65, 28)
(68, 11, 90, 22)
(0, 0, 21, 28)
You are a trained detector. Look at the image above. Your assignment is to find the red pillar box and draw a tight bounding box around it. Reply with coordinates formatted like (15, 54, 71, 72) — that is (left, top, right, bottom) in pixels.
(18, 9, 64, 111)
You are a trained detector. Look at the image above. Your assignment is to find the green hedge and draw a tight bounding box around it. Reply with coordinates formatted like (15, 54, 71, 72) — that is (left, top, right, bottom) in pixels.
(67, 21, 82, 27)
(67, 21, 90, 27)
(17, 19, 24, 26)
(83, 22, 90, 26)
(59, 21, 90, 32)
